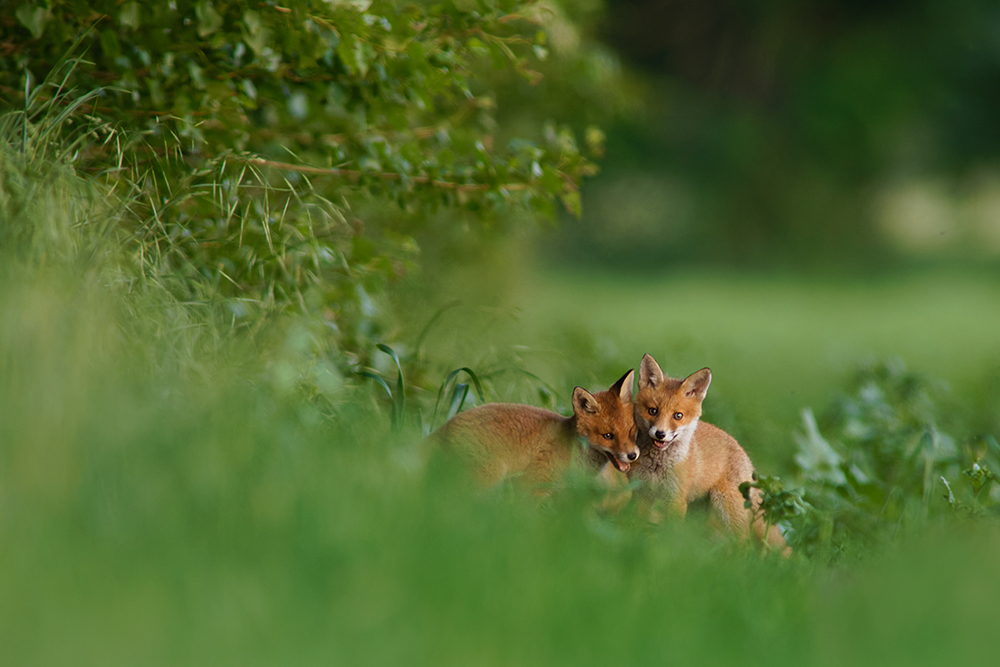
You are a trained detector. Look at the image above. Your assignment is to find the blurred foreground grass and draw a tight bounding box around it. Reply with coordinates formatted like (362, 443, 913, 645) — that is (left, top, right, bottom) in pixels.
(3, 270, 1000, 666)
(3, 88, 999, 667)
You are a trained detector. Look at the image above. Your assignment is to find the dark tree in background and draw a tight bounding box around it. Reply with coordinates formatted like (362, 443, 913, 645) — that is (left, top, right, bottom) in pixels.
(551, 0, 1000, 269)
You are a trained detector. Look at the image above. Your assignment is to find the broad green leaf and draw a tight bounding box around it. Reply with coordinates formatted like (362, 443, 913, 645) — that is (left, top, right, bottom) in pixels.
(560, 190, 581, 217)
(16, 4, 47, 39)
(118, 2, 141, 30)
(196, 1, 224, 38)
(243, 10, 273, 56)
(188, 61, 207, 90)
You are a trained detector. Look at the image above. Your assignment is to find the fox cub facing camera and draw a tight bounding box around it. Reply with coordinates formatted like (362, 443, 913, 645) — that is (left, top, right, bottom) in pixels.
(632, 354, 789, 554)
(433, 370, 639, 489)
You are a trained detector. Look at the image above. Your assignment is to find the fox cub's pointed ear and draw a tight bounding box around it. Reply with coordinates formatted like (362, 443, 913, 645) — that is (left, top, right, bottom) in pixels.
(681, 368, 712, 401)
(610, 369, 634, 403)
(639, 353, 665, 389)
(572, 387, 600, 415)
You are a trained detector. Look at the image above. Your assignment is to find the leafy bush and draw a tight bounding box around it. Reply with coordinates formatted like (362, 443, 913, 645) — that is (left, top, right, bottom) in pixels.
(2, 0, 609, 373)
(764, 359, 1000, 558)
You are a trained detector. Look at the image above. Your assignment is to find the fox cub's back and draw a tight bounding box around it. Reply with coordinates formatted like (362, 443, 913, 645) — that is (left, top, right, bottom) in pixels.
(432, 370, 640, 488)
(434, 403, 573, 486)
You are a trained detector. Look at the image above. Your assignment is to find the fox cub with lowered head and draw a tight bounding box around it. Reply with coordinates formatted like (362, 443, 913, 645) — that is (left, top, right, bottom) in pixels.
(433, 370, 639, 489)
(632, 354, 789, 554)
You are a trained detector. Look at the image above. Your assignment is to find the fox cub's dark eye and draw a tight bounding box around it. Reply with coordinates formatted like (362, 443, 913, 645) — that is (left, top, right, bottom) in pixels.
(648, 407, 658, 416)
(673, 412, 683, 420)
(602, 433, 614, 440)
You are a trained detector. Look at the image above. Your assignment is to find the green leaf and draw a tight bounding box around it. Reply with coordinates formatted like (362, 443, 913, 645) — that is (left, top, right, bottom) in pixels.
(16, 4, 47, 39)
(243, 10, 274, 56)
(466, 38, 487, 55)
(119, 2, 141, 31)
(446, 383, 471, 421)
(353, 40, 373, 78)
(358, 370, 393, 401)
(188, 61, 207, 90)
(560, 190, 582, 217)
(337, 34, 358, 75)
(196, 1, 224, 39)
(431, 366, 487, 430)
(539, 164, 562, 195)
(376, 344, 405, 430)
(241, 78, 258, 101)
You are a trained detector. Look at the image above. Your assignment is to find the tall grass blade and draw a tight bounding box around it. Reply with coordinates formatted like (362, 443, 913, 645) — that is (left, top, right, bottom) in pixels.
(376, 343, 405, 431)
(357, 370, 393, 403)
(446, 383, 470, 421)
(431, 366, 486, 430)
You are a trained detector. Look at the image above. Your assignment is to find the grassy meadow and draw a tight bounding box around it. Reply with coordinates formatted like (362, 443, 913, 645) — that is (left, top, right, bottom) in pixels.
(4, 244, 1000, 665)
(3, 38, 1000, 667)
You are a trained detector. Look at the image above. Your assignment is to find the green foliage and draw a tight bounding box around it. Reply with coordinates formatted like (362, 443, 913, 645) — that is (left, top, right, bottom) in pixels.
(942, 445, 1000, 518)
(1, 0, 603, 370)
(788, 359, 1000, 557)
(740, 473, 813, 555)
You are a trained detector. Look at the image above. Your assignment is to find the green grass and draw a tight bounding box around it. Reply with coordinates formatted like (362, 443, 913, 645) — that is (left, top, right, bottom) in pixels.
(4, 98, 1000, 666)
(3, 277, 1000, 665)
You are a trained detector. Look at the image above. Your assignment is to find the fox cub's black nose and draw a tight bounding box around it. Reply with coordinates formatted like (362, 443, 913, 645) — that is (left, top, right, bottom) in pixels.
(654, 430, 667, 440)
(627, 451, 639, 461)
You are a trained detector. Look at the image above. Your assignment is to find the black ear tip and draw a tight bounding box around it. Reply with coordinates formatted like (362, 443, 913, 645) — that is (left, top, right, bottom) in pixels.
(612, 369, 633, 388)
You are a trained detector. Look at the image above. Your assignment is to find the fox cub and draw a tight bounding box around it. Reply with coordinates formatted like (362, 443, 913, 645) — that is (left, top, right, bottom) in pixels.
(433, 371, 639, 489)
(631, 354, 789, 554)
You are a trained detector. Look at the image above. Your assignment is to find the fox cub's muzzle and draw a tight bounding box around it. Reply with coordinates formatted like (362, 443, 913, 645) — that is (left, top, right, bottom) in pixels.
(604, 443, 640, 472)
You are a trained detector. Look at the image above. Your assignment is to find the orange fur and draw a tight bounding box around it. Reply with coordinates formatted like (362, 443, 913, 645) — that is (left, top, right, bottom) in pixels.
(631, 354, 790, 555)
(433, 371, 639, 489)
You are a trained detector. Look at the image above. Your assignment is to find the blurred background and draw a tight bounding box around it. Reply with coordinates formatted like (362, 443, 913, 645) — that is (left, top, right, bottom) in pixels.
(545, 0, 1000, 269)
